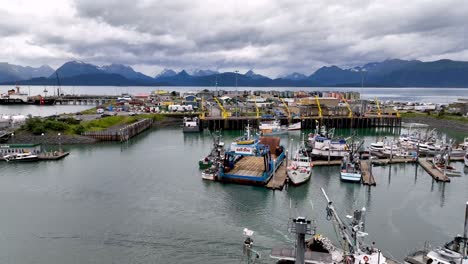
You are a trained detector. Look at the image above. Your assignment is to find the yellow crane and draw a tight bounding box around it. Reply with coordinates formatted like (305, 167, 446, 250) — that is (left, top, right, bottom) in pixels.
(214, 97, 230, 119)
(279, 97, 291, 119)
(343, 98, 353, 118)
(375, 97, 382, 117)
(199, 97, 206, 120)
(254, 101, 260, 119)
(315, 95, 322, 118)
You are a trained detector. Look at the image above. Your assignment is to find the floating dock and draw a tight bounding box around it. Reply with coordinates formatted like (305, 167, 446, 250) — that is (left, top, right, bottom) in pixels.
(265, 161, 287, 190)
(37, 152, 70, 160)
(417, 159, 451, 182)
(360, 160, 376, 186)
(311, 160, 342, 166)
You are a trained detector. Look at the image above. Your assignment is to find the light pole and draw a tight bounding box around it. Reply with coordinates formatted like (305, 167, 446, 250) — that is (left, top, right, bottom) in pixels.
(58, 133, 61, 153)
(10, 133, 14, 144)
(41, 133, 45, 154)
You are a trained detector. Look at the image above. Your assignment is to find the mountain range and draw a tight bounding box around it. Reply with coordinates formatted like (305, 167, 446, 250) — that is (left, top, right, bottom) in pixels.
(2, 59, 468, 87)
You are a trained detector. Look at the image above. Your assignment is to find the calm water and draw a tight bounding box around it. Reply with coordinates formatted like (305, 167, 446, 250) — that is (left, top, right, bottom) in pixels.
(0, 127, 467, 263)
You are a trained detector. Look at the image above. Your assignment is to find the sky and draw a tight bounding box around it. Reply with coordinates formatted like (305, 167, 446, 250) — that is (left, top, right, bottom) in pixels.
(1, 0, 467, 77)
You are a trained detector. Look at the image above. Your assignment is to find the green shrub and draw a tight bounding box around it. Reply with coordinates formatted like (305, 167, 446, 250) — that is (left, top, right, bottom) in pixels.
(31, 123, 46, 135)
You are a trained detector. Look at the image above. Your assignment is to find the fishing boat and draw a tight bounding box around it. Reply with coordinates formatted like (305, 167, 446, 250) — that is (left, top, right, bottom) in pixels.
(182, 116, 202, 133)
(340, 153, 361, 182)
(219, 125, 285, 185)
(4, 153, 39, 162)
(287, 147, 312, 185)
(404, 202, 468, 264)
(198, 131, 224, 169)
(259, 119, 287, 135)
(369, 141, 385, 152)
(287, 122, 301, 131)
(462, 137, 468, 149)
(201, 165, 219, 181)
(432, 154, 462, 177)
(307, 127, 350, 160)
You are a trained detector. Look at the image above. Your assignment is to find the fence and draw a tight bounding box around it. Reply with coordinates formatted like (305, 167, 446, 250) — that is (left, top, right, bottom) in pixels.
(82, 118, 154, 142)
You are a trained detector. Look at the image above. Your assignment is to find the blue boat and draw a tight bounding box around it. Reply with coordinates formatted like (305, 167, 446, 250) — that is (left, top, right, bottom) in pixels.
(218, 126, 286, 185)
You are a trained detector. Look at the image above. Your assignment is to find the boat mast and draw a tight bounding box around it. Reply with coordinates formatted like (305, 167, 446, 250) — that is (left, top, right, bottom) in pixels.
(321, 188, 355, 253)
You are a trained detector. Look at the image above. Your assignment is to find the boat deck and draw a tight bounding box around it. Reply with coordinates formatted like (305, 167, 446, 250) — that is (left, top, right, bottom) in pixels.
(228, 156, 265, 177)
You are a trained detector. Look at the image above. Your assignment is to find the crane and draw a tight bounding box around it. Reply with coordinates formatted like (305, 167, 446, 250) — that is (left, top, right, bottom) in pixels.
(342, 98, 353, 118)
(214, 97, 230, 119)
(254, 101, 260, 119)
(375, 96, 382, 117)
(199, 97, 206, 120)
(315, 95, 322, 118)
(279, 97, 291, 119)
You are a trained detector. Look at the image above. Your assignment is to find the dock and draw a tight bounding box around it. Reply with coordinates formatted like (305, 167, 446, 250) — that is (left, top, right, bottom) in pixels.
(417, 159, 451, 182)
(265, 160, 288, 190)
(38, 151, 70, 160)
(360, 160, 376, 186)
(371, 157, 417, 166)
(312, 160, 342, 166)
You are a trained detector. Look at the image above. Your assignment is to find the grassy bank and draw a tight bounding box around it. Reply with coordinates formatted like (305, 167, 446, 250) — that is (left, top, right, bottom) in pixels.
(400, 112, 468, 123)
(20, 114, 166, 135)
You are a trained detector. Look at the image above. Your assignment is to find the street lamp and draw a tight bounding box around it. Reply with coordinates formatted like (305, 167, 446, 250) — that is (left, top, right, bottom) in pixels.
(235, 70, 239, 116)
(10, 133, 14, 144)
(58, 133, 61, 153)
(41, 133, 45, 154)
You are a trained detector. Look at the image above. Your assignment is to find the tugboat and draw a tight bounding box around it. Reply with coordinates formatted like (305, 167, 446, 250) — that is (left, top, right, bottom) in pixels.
(340, 152, 362, 182)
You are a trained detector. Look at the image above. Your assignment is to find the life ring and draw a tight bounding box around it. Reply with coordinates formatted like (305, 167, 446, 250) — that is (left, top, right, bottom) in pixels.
(363, 255, 369, 263)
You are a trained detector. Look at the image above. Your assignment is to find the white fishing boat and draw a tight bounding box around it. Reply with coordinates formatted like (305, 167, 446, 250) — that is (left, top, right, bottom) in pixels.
(432, 154, 462, 177)
(340, 153, 361, 182)
(259, 119, 287, 135)
(201, 166, 218, 181)
(369, 141, 385, 152)
(4, 153, 39, 162)
(287, 122, 301, 131)
(287, 149, 312, 185)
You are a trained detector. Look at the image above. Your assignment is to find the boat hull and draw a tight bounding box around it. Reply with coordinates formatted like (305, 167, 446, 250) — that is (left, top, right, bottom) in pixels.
(287, 169, 311, 185)
(183, 125, 202, 133)
(340, 172, 362, 182)
(201, 172, 217, 181)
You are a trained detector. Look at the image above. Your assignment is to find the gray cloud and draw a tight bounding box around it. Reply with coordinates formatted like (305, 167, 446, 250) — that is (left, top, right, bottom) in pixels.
(1, 0, 467, 77)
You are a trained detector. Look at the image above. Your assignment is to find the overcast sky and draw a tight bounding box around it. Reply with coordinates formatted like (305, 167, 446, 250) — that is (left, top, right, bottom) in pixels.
(1, 0, 467, 77)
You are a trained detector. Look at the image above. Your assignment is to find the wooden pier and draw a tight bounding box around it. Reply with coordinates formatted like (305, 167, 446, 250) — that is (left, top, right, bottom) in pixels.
(360, 160, 376, 186)
(312, 160, 342, 166)
(265, 160, 288, 190)
(203, 115, 401, 130)
(418, 159, 451, 182)
(38, 151, 70, 160)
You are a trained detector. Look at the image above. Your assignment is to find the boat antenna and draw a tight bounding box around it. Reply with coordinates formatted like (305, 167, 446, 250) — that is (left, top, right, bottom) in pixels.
(55, 71, 61, 96)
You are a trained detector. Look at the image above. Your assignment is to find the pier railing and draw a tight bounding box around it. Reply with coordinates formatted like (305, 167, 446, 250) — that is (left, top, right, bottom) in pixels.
(82, 118, 153, 142)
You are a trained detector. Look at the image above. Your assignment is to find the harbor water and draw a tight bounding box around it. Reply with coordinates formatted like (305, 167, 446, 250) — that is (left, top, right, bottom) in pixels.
(0, 127, 467, 263)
